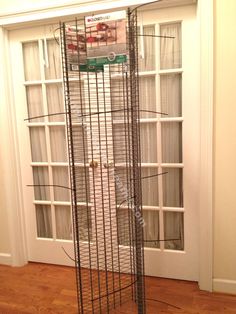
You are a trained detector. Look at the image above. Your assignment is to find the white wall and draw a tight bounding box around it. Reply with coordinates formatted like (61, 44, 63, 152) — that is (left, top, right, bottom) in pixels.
(0, 28, 13, 266)
(0, 27, 27, 266)
(0, 146, 11, 254)
(213, 0, 236, 293)
(0, 0, 78, 14)
(0, 28, 11, 258)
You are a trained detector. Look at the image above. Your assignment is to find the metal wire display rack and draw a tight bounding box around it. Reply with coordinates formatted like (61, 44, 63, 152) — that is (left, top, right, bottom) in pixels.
(60, 8, 145, 314)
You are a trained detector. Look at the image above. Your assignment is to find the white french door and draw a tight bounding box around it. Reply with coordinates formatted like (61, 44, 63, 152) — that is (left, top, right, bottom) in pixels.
(137, 5, 199, 281)
(9, 4, 199, 280)
(9, 25, 75, 265)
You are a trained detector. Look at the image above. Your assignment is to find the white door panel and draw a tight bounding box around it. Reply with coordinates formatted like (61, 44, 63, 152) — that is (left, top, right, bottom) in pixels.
(10, 29, 75, 266)
(137, 5, 199, 281)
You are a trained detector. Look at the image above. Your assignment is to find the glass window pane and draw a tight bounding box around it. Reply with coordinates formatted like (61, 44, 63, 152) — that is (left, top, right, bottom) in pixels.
(142, 168, 159, 206)
(26, 85, 44, 122)
(160, 74, 182, 117)
(139, 76, 156, 118)
(143, 210, 160, 248)
(32, 167, 50, 200)
(46, 84, 64, 122)
(35, 205, 52, 238)
(161, 122, 182, 163)
(50, 126, 67, 162)
(160, 23, 182, 69)
(55, 206, 72, 240)
(45, 39, 62, 79)
(163, 168, 183, 207)
(164, 211, 184, 250)
(140, 123, 157, 163)
(29, 127, 47, 162)
(23, 41, 40, 81)
(139, 25, 155, 71)
(52, 167, 70, 201)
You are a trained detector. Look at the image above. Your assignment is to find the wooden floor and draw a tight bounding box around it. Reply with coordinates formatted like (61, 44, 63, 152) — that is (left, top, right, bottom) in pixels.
(0, 263, 236, 314)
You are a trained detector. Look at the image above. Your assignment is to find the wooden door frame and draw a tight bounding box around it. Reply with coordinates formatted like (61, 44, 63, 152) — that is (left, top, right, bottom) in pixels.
(197, 0, 214, 292)
(0, 0, 213, 291)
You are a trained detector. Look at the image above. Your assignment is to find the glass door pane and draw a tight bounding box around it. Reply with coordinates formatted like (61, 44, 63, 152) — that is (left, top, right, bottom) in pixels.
(35, 205, 52, 238)
(160, 23, 182, 69)
(23, 41, 41, 81)
(143, 210, 160, 248)
(24, 37, 91, 244)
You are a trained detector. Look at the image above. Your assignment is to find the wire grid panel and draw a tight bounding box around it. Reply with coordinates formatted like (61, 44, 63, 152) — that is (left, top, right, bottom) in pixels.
(60, 9, 145, 314)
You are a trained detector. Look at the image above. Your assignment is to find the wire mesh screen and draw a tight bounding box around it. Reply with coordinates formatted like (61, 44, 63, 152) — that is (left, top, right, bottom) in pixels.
(60, 8, 145, 314)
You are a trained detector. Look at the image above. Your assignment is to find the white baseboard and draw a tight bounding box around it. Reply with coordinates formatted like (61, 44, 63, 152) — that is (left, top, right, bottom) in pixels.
(213, 278, 236, 295)
(0, 253, 12, 265)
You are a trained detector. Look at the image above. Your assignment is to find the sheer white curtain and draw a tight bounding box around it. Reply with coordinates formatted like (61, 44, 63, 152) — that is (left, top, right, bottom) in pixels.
(24, 39, 72, 239)
(143, 211, 159, 248)
(52, 167, 70, 201)
(55, 206, 72, 240)
(139, 76, 156, 118)
(161, 74, 182, 117)
(29, 127, 47, 162)
(162, 122, 182, 163)
(47, 84, 64, 122)
(163, 168, 183, 208)
(160, 23, 182, 69)
(23, 41, 40, 81)
(50, 126, 67, 162)
(160, 23, 183, 250)
(142, 168, 158, 206)
(32, 167, 50, 200)
(26, 85, 44, 122)
(117, 25, 160, 247)
(137, 23, 184, 250)
(44, 39, 62, 79)
(164, 212, 184, 250)
(140, 123, 157, 163)
(139, 26, 155, 71)
(36, 205, 52, 238)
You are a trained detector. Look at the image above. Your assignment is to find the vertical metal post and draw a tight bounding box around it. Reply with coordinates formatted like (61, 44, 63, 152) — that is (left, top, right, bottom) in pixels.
(128, 8, 146, 314)
(60, 22, 84, 314)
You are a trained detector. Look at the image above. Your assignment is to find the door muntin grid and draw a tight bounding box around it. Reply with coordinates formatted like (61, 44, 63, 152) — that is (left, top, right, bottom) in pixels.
(136, 22, 184, 252)
(23, 38, 89, 242)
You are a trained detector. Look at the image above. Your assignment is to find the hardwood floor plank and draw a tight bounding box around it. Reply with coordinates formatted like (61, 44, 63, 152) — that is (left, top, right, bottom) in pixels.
(0, 263, 235, 313)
